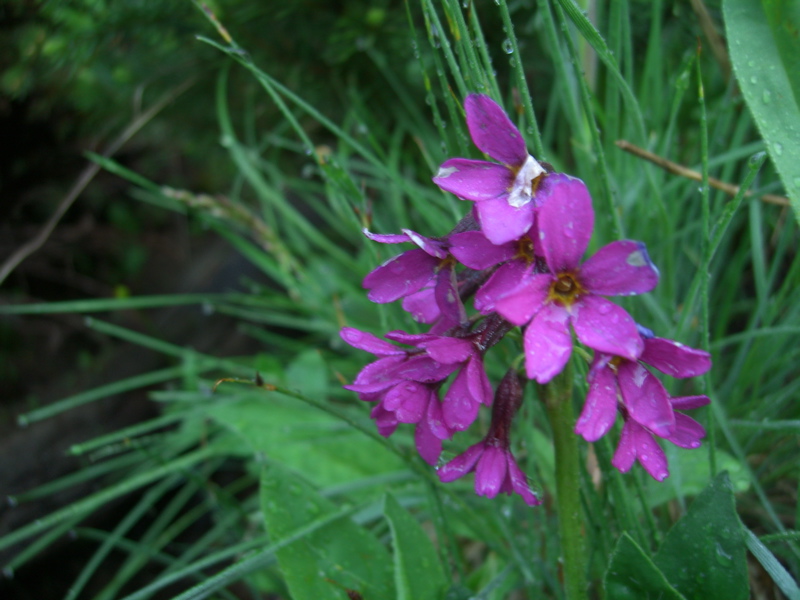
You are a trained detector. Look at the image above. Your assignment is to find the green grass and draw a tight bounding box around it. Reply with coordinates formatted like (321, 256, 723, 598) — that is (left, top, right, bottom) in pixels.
(1, 1, 798, 598)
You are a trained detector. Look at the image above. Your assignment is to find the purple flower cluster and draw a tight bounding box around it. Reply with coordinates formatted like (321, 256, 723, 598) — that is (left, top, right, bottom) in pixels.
(342, 94, 711, 502)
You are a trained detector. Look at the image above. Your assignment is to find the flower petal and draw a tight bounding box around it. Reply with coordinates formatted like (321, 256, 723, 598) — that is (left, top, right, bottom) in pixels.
(474, 196, 535, 245)
(506, 454, 541, 506)
(475, 445, 508, 498)
(401, 287, 439, 323)
(464, 94, 528, 166)
(383, 381, 428, 423)
(640, 337, 712, 378)
(537, 174, 594, 273)
(434, 263, 467, 329)
(617, 361, 675, 437)
(572, 295, 643, 360)
(345, 355, 406, 393)
(438, 442, 484, 482)
(475, 261, 534, 315)
(450, 230, 515, 269)
(425, 394, 451, 440)
(666, 413, 706, 448)
(363, 249, 438, 303)
(370, 404, 398, 437)
(494, 272, 550, 326)
(670, 395, 710, 411)
(466, 356, 493, 406)
(580, 240, 659, 296)
(433, 158, 512, 202)
(612, 420, 669, 481)
(415, 417, 443, 465)
(391, 354, 458, 383)
(523, 302, 573, 384)
(340, 327, 403, 355)
(443, 369, 482, 431)
(575, 361, 619, 442)
(421, 337, 474, 364)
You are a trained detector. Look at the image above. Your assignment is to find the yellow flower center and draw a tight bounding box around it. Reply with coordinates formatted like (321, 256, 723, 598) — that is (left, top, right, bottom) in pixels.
(548, 271, 585, 308)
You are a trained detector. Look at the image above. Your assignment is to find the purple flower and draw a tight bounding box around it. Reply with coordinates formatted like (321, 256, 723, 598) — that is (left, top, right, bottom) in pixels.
(433, 94, 547, 245)
(612, 395, 710, 481)
(494, 176, 659, 383)
(438, 369, 540, 506)
(361, 228, 465, 331)
(574, 336, 712, 442)
(574, 334, 712, 481)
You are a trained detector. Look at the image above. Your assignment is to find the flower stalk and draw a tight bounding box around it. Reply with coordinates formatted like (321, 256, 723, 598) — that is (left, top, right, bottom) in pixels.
(543, 364, 587, 600)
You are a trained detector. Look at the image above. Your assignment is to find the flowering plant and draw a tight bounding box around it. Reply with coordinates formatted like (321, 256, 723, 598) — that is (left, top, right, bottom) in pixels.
(342, 94, 711, 504)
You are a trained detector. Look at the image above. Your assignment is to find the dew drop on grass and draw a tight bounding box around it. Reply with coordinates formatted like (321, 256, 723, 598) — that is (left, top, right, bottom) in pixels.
(773, 142, 784, 156)
(502, 39, 514, 54)
(762, 89, 772, 104)
(750, 76, 757, 84)
(6, 496, 17, 508)
(3, 567, 13, 579)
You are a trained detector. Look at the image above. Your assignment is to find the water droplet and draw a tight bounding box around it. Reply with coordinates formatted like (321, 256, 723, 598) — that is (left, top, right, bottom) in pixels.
(201, 302, 214, 316)
(762, 90, 772, 104)
(748, 60, 755, 67)
(16, 415, 28, 428)
(773, 142, 784, 156)
(502, 39, 514, 54)
(793, 177, 800, 189)
(750, 76, 757, 84)
(3, 567, 13, 579)
(6, 496, 17, 508)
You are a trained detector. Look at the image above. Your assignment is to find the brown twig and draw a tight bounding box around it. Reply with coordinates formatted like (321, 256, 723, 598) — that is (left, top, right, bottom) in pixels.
(615, 140, 789, 207)
(0, 78, 196, 286)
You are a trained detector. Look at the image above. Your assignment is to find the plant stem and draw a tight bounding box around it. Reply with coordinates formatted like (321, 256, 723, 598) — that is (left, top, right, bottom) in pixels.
(543, 365, 587, 600)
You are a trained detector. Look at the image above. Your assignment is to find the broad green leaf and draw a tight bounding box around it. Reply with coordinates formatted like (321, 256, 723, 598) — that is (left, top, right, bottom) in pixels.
(206, 394, 405, 488)
(383, 493, 448, 600)
(260, 462, 395, 600)
(604, 533, 686, 600)
(654, 472, 749, 600)
(724, 0, 800, 222)
(761, 0, 800, 107)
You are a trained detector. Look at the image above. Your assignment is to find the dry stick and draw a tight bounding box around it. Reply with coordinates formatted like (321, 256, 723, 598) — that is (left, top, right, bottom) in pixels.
(615, 140, 789, 207)
(0, 78, 196, 286)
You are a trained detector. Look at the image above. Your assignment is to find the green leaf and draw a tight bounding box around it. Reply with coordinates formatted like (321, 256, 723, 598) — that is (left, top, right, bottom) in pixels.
(206, 394, 405, 489)
(654, 472, 749, 600)
(604, 533, 687, 600)
(260, 462, 395, 600)
(383, 493, 448, 600)
(724, 0, 800, 222)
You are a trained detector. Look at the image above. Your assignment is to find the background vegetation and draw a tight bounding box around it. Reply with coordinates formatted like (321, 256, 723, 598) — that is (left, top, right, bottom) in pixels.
(1, 0, 798, 598)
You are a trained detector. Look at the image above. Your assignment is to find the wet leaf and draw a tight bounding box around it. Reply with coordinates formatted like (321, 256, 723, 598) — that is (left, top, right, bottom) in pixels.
(724, 0, 800, 223)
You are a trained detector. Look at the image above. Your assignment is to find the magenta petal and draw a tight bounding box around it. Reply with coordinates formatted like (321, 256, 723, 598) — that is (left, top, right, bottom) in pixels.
(475, 446, 508, 498)
(537, 174, 594, 272)
(370, 404, 398, 437)
(415, 417, 443, 465)
(466, 357, 493, 406)
(340, 327, 402, 355)
(464, 94, 528, 166)
(422, 337, 474, 364)
(640, 337, 712, 378)
(450, 230, 516, 270)
(443, 369, 481, 431)
(384, 330, 434, 345)
(611, 420, 638, 473)
(575, 362, 619, 442)
(494, 272, 550, 326)
(391, 355, 458, 383)
(580, 240, 659, 296)
(363, 249, 438, 303)
(632, 424, 669, 481)
(362, 229, 411, 244)
(401, 288, 439, 323)
(383, 381, 427, 422)
(617, 362, 675, 437)
(572, 296, 643, 360)
(433, 158, 512, 202)
(346, 356, 406, 393)
(434, 263, 467, 329)
(363, 227, 446, 259)
(475, 196, 536, 245)
(475, 261, 533, 315)
(523, 303, 573, 384)
(506, 455, 541, 506)
(425, 395, 451, 440)
(438, 442, 484, 482)
(671, 395, 710, 411)
(665, 413, 706, 448)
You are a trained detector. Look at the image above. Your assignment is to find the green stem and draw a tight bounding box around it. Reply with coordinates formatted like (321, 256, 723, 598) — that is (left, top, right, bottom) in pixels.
(543, 366, 587, 600)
